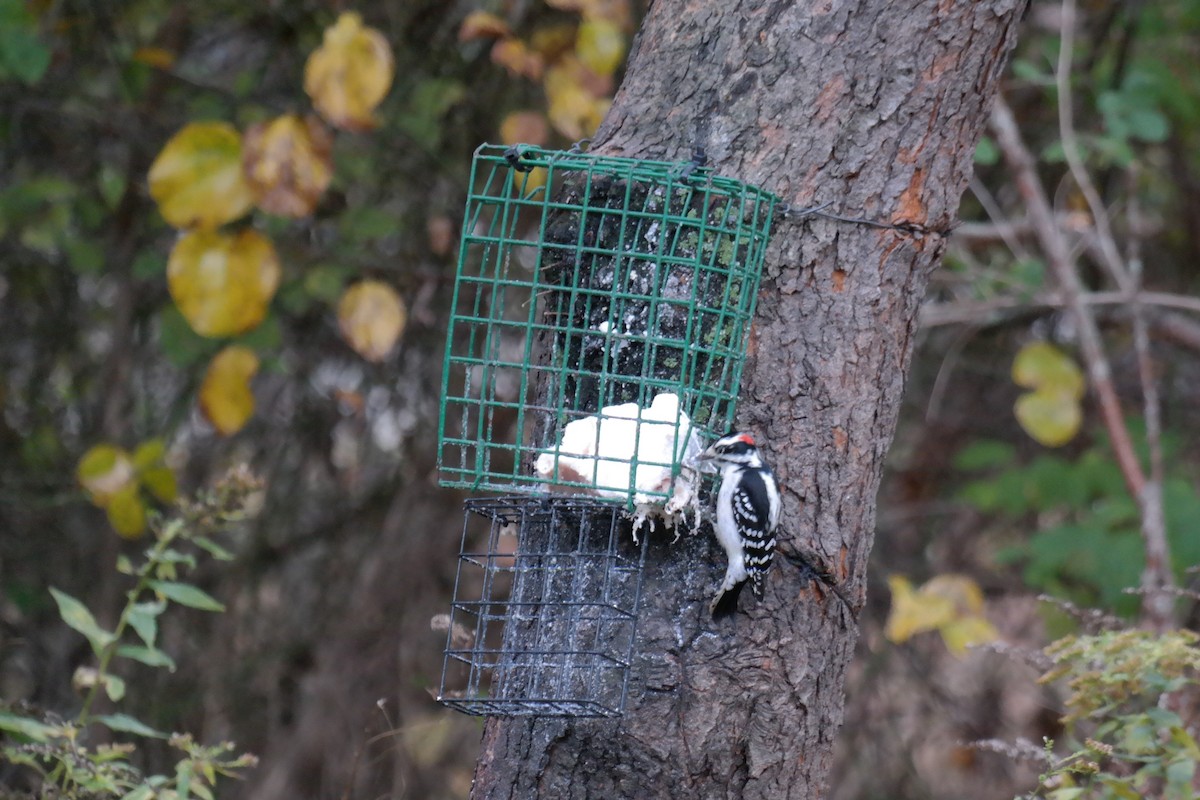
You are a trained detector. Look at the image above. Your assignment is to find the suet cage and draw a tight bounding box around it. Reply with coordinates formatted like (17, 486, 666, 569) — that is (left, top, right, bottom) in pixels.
(437, 496, 648, 717)
(438, 144, 777, 508)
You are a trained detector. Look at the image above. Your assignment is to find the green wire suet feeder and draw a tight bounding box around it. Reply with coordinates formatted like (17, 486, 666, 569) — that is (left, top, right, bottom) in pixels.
(438, 144, 777, 508)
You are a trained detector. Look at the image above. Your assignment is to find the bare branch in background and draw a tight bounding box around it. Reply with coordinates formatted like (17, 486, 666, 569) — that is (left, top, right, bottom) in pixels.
(989, 96, 1145, 501)
(982, 0, 1176, 630)
(1054, 0, 1132, 293)
(921, 290, 1200, 328)
(1126, 167, 1173, 630)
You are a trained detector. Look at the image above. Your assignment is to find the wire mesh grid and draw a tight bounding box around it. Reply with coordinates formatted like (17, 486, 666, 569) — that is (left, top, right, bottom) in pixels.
(438, 144, 777, 506)
(437, 496, 649, 717)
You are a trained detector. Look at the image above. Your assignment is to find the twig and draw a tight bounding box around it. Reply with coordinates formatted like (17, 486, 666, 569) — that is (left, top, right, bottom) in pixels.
(1054, 0, 1132, 294)
(989, 97, 1146, 501)
(1055, 0, 1173, 630)
(1126, 167, 1174, 630)
(967, 177, 1033, 263)
(920, 290, 1200, 328)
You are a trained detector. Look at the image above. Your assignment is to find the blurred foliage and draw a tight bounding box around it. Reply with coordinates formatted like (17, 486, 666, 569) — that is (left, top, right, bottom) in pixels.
(460, 0, 632, 144)
(956, 433, 1200, 619)
(1031, 630, 1200, 800)
(1, 468, 262, 798)
(1012, 342, 1085, 447)
(76, 440, 177, 539)
(884, 574, 999, 656)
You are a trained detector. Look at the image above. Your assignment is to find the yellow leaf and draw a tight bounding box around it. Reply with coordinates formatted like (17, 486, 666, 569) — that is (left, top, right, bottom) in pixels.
(529, 24, 578, 61)
(576, 17, 626, 77)
(199, 346, 259, 436)
(1015, 387, 1082, 447)
(132, 438, 178, 504)
(459, 11, 511, 42)
(106, 484, 147, 540)
(304, 12, 395, 132)
(922, 574, 986, 615)
(243, 114, 334, 218)
(512, 167, 547, 199)
(887, 574, 998, 657)
(148, 122, 255, 230)
(77, 444, 136, 507)
(884, 575, 954, 644)
(940, 615, 1000, 656)
(544, 64, 597, 140)
(132, 46, 176, 69)
(1012, 342, 1084, 398)
(167, 229, 281, 338)
(139, 466, 178, 505)
(500, 111, 550, 146)
(581, 0, 634, 27)
(337, 280, 406, 362)
(490, 38, 544, 80)
(131, 438, 166, 470)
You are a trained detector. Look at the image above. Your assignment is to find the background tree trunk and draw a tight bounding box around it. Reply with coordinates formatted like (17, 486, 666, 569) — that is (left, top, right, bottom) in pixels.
(471, 1, 1028, 798)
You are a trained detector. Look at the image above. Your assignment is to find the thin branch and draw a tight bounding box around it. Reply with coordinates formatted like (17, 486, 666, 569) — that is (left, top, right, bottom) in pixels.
(1127, 167, 1175, 630)
(967, 177, 1033, 263)
(1055, 0, 1132, 293)
(1055, 0, 1174, 630)
(989, 96, 1146, 499)
(920, 289, 1200, 328)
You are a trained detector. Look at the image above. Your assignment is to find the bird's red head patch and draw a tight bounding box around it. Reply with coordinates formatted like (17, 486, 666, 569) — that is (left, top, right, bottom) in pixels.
(736, 433, 756, 447)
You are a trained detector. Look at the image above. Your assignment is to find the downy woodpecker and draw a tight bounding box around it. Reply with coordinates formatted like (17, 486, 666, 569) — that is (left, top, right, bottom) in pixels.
(696, 431, 780, 618)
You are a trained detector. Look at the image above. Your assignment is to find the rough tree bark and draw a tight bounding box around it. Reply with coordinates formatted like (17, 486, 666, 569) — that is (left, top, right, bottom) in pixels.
(473, 1, 1028, 797)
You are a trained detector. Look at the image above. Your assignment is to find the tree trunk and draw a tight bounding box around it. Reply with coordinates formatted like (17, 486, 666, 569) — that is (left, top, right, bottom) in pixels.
(472, 1, 1027, 797)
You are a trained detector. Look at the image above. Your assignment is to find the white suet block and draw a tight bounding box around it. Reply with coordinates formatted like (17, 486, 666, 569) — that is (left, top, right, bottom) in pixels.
(534, 393, 703, 513)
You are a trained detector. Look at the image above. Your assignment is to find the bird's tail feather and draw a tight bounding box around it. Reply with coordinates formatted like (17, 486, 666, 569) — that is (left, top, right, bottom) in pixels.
(710, 580, 747, 619)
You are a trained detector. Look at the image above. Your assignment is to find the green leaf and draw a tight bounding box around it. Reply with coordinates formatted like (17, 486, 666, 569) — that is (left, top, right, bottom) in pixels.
(116, 644, 176, 671)
(973, 136, 999, 166)
(0, 5, 51, 86)
(132, 250, 165, 279)
(304, 264, 351, 303)
(50, 587, 116, 655)
(1127, 107, 1169, 143)
(1166, 756, 1196, 793)
(177, 758, 193, 798)
(0, 711, 56, 742)
(1010, 58, 1048, 84)
(149, 580, 225, 612)
(159, 548, 198, 569)
(1099, 777, 1143, 800)
(339, 206, 397, 244)
(158, 304, 215, 369)
(104, 673, 127, 702)
(1047, 788, 1084, 800)
(232, 312, 282, 352)
(94, 713, 167, 739)
(953, 440, 1016, 471)
(192, 535, 235, 561)
(126, 600, 165, 647)
(65, 238, 106, 275)
(120, 787, 157, 800)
